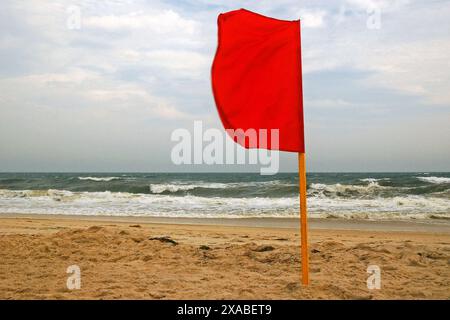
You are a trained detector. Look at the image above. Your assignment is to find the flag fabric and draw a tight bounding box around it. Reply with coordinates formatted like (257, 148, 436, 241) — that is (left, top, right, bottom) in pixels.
(211, 9, 305, 152)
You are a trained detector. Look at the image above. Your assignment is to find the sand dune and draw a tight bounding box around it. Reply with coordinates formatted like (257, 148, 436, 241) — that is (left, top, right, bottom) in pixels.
(0, 216, 449, 299)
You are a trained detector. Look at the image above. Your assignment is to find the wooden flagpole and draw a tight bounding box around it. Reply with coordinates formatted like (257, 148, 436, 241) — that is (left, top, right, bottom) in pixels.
(298, 152, 309, 285)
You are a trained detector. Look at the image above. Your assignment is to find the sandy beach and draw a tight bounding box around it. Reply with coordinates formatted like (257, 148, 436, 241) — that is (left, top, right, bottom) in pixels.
(0, 214, 449, 300)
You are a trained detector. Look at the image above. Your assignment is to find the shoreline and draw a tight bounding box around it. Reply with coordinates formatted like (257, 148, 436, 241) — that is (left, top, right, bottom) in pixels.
(0, 213, 449, 233)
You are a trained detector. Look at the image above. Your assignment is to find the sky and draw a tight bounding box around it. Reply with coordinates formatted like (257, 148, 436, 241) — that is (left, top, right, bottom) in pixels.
(0, 0, 449, 172)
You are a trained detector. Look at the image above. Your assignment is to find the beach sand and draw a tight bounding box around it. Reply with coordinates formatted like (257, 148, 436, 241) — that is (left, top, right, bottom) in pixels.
(0, 214, 449, 299)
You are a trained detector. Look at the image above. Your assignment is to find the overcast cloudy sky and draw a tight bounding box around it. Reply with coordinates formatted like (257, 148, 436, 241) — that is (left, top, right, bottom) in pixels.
(0, 0, 449, 172)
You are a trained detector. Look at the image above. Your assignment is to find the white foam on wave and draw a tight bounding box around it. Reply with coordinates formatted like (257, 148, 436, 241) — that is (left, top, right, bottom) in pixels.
(0, 188, 449, 220)
(149, 183, 229, 193)
(359, 178, 390, 183)
(309, 181, 389, 196)
(78, 177, 121, 182)
(417, 176, 450, 184)
(149, 180, 294, 194)
(0, 189, 75, 199)
(309, 195, 450, 216)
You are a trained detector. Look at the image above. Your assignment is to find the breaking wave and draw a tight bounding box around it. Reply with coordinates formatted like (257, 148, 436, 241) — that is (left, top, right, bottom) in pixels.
(308, 181, 391, 198)
(0, 188, 449, 220)
(0, 172, 449, 221)
(149, 183, 229, 194)
(78, 176, 122, 182)
(417, 176, 450, 184)
(359, 178, 390, 183)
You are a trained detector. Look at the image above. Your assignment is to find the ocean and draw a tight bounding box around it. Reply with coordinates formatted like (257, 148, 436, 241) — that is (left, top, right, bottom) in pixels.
(0, 172, 449, 220)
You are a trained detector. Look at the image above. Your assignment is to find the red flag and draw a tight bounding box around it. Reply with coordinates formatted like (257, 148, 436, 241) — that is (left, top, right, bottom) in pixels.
(211, 9, 305, 152)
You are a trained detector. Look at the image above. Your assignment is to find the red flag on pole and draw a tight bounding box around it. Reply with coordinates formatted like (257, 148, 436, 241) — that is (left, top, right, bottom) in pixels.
(211, 8, 305, 152)
(211, 8, 310, 286)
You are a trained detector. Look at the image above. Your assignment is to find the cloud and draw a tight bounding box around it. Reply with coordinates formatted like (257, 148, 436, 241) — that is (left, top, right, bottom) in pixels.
(346, 0, 410, 11)
(363, 39, 450, 105)
(20, 68, 100, 86)
(298, 10, 327, 28)
(306, 98, 355, 109)
(300, 1, 450, 105)
(84, 9, 198, 35)
(119, 49, 210, 77)
(0, 69, 190, 122)
(0, 0, 449, 171)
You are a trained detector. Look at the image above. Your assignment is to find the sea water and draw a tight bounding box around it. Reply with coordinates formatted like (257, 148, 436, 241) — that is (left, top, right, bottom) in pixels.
(0, 172, 449, 220)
